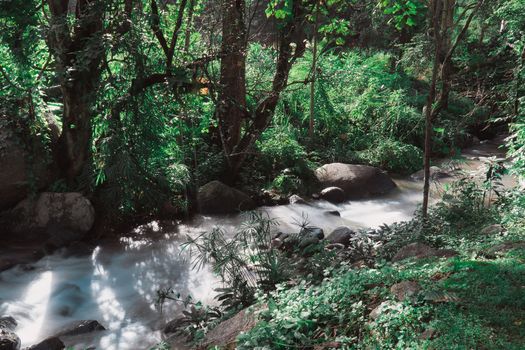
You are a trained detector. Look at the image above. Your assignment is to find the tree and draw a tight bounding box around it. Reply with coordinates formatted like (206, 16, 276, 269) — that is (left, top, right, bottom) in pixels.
(421, 0, 484, 218)
(214, 0, 307, 179)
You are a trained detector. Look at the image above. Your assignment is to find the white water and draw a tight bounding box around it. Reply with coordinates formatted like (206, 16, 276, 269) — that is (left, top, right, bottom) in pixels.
(0, 180, 424, 350)
(1, 137, 516, 350)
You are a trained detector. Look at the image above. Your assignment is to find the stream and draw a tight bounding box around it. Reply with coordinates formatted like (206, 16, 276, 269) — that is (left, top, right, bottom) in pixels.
(0, 138, 515, 350)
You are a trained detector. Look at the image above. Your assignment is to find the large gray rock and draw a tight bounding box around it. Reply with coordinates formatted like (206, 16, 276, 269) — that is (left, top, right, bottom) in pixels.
(53, 320, 105, 338)
(326, 227, 355, 247)
(315, 164, 396, 199)
(0, 316, 20, 350)
(24, 337, 64, 350)
(0, 117, 51, 211)
(11, 193, 95, 244)
(197, 181, 256, 214)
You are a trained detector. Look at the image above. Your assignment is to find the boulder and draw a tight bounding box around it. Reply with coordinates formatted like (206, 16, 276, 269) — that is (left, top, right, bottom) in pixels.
(319, 187, 345, 203)
(53, 320, 105, 338)
(0, 316, 20, 350)
(289, 195, 307, 205)
(315, 163, 396, 199)
(326, 227, 355, 247)
(390, 281, 421, 301)
(0, 117, 51, 211)
(324, 210, 341, 217)
(410, 166, 451, 181)
(24, 337, 65, 350)
(200, 308, 257, 349)
(197, 181, 256, 214)
(11, 193, 95, 244)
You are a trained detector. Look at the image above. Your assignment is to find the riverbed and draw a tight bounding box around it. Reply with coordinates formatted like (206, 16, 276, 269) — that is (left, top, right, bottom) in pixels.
(0, 138, 516, 350)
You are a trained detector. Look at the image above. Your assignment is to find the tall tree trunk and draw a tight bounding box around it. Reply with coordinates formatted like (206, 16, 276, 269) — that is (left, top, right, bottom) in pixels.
(422, 0, 443, 218)
(47, 0, 104, 183)
(216, 0, 248, 162)
(422, 0, 483, 218)
(308, 1, 320, 139)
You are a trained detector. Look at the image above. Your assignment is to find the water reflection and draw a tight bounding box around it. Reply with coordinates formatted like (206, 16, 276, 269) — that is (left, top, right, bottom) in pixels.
(0, 182, 423, 349)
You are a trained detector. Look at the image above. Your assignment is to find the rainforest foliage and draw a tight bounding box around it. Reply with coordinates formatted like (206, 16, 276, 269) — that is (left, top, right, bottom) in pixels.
(1, 0, 523, 219)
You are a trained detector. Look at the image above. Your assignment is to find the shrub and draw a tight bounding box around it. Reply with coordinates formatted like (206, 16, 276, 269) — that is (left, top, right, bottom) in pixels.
(358, 139, 423, 174)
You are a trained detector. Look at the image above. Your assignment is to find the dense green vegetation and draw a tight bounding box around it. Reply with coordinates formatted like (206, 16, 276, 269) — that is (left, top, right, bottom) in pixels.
(1, 0, 525, 349)
(2, 0, 522, 219)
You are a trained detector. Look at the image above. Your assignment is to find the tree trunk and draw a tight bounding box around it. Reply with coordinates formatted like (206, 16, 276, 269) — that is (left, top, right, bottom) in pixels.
(216, 0, 248, 160)
(47, 0, 104, 183)
(308, 1, 320, 138)
(422, 0, 443, 219)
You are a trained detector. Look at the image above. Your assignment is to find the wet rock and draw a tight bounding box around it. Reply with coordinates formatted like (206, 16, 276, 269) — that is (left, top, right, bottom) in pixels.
(200, 308, 257, 349)
(11, 193, 95, 244)
(289, 195, 307, 205)
(369, 301, 402, 320)
(390, 281, 421, 301)
(197, 181, 256, 214)
(326, 227, 355, 247)
(392, 243, 437, 262)
(315, 163, 396, 199)
(0, 317, 16, 331)
(0, 316, 20, 350)
(300, 227, 324, 240)
(324, 210, 341, 217)
(53, 320, 105, 337)
(298, 236, 320, 250)
(24, 337, 65, 350)
(319, 187, 345, 203)
(481, 224, 504, 235)
(410, 166, 451, 181)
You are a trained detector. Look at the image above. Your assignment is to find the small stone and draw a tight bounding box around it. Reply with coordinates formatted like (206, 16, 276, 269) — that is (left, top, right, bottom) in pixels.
(320, 187, 346, 203)
(369, 301, 402, 320)
(326, 227, 355, 247)
(481, 224, 504, 235)
(164, 317, 188, 334)
(483, 241, 525, 258)
(419, 328, 437, 340)
(0, 317, 17, 331)
(390, 281, 421, 301)
(289, 195, 307, 205)
(300, 227, 324, 240)
(434, 249, 459, 258)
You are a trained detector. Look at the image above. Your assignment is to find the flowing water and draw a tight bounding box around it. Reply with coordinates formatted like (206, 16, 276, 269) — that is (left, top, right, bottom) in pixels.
(0, 138, 516, 349)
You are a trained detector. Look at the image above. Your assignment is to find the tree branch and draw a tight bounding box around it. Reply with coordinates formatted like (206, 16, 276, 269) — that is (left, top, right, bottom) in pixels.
(150, 0, 169, 58)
